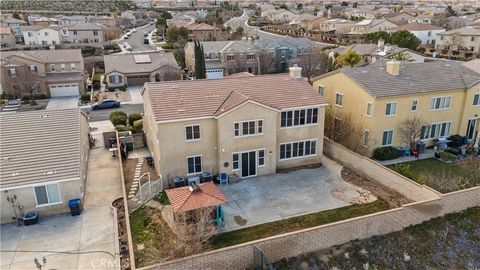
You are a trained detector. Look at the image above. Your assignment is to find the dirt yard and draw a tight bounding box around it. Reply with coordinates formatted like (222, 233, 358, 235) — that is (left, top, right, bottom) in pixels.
(93, 90, 131, 103)
(123, 158, 159, 192)
(341, 167, 411, 208)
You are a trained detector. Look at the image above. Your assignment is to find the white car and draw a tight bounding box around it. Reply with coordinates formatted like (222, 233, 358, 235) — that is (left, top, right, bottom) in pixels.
(132, 29, 137, 33)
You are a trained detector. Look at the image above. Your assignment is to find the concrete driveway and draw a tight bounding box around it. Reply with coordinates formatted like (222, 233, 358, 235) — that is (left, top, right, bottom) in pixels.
(45, 96, 79, 110)
(127, 86, 144, 104)
(0, 121, 123, 270)
(220, 156, 365, 232)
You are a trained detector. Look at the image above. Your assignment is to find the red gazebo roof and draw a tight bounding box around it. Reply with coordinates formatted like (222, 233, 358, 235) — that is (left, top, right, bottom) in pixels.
(165, 182, 227, 212)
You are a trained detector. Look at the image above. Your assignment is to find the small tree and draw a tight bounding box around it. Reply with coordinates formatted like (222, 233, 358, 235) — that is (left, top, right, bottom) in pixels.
(365, 31, 391, 44)
(388, 51, 414, 62)
(234, 26, 244, 37)
(390, 30, 421, 50)
(397, 117, 427, 149)
(279, 3, 288, 10)
(194, 40, 206, 79)
(335, 49, 363, 68)
(257, 49, 276, 75)
(7, 65, 41, 104)
(324, 109, 364, 151)
(294, 51, 329, 84)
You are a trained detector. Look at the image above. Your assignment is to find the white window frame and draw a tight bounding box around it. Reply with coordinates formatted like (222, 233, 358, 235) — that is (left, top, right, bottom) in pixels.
(280, 107, 319, 128)
(363, 129, 369, 146)
(411, 99, 418, 112)
(29, 65, 37, 73)
(421, 121, 452, 140)
(381, 129, 394, 146)
(473, 93, 480, 107)
(234, 119, 264, 138)
(33, 183, 62, 207)
(71, 63, 76, 71)
(258, 149, 265, 167)
(50, 64, 56, 72)
(9, 68, 16, 77)
(279, 139, 317, 161)
(335, 93, 343, 107)
(185, 124, 201, 141)
(232, 153, 239, 170)
(186, 155, 202, 175)
(366, 102, 372, 117)
(385, 102, 397, 116)
(429, 96, 451, 111)
(60, 63, 66, 72)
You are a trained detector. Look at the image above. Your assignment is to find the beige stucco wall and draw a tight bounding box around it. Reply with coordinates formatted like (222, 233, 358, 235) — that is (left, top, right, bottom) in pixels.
(436, 33, 480, 52)
(66, 29, 105, 43)
(313, 72, 479, 156)
(0, 180, 82, 224)
(105, 71, 126, 88)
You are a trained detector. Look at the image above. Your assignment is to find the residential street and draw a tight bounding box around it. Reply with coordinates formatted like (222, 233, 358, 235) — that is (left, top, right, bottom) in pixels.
(83, 104, 144, 121)
(116, 24, 156, 52)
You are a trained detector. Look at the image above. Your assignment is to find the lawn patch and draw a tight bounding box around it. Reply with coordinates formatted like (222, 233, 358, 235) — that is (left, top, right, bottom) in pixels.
(211, 199, 389, 249)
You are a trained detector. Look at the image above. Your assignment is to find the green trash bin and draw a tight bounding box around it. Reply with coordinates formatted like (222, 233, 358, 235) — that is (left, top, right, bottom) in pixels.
(126, 141, 134, 151)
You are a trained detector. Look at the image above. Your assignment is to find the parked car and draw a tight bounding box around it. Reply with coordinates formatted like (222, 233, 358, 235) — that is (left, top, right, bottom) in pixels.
(143, 38, 149, 44)
(91, 99, 120, 110)
(124, 36, 129, 40)
(143, 32, 148, 37)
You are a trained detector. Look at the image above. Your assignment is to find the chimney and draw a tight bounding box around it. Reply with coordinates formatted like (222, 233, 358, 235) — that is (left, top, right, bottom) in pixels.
(377, 38, 384, 48)
(289, 64, 302, 79)
(386, 60, 400, 75)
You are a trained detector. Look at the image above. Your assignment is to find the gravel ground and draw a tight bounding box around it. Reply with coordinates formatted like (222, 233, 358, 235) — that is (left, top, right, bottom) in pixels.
(273, 207, 480, 270)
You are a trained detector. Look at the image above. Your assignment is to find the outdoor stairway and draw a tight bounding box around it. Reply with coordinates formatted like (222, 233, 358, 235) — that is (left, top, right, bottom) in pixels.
(128, 158, 143, 199)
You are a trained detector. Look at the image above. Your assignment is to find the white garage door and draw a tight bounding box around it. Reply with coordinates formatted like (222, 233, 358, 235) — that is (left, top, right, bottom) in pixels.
(49, 83, 79, 97)
(206, 69, 224, 79)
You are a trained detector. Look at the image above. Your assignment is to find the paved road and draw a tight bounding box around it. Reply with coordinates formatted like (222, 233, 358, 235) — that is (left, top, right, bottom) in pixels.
(117, 24, 156, 52)
(83, 104, 144, 122)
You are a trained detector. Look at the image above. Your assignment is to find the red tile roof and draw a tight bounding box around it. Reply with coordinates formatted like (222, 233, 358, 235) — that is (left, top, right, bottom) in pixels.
(185, 23, 217, 31)
(166, 182, 227, 212)
(144, 74, 328, 122)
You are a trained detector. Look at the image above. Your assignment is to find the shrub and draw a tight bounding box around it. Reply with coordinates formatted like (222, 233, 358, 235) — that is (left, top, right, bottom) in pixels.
(34, 94, 50, 99)
(81, 93, 91, 102)
(128, 113, 142, 125)
(439, 151, 456, 161)
(35, 105, 45, 110)
(373, 146, 400, 161)
(115, 125, 128, 132)
(392, 163, 413, 179)
(133, 119, 143, 132)
(110, 111, 127, 126)
(110, 111, 127, 119)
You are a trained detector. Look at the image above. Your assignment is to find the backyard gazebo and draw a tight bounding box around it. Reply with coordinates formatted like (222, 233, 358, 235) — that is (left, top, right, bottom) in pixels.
(165, 182, 227, 226)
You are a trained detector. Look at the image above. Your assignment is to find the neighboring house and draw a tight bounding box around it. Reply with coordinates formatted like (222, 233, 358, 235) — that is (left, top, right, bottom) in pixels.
(350, 19, 398, 34)
(331, 39, 425, 63)
(0, 109, 90, 224)
(167, 14, 196, 28)
(61, 23, 107, 44)
(290, 13, 318, 26)
(185, 36, 316, 76)
(312, 61, 480, 157)
(22, 25, 61, 45)
(0, 49, 85, 97)
(435, 26, 480, 54)
(0, 27, 16, 48)
(91, 16, 116, 27)
(304, 16, 328, 31)
(391, 23, 445, 46)
(142, 69, 328, 188)
(55, 15, 88, 26)
(345, 8, 376, 20)
(29, 16, 60, 26)
(267, 9, 299, 24)
(463, 58, 480, 74)
(408, 14, 434, 25)
(383, 12, 415, 26)
(104, 52, 181, 89)
(0, 17, 27, 43)
(185, 23, 219, 41)
(120, 10, 137, 26)
(318, 18, 356, 34)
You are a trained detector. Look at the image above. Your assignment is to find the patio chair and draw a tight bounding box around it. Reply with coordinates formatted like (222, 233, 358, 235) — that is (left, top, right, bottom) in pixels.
(217, 172, 228, 187)
(404, 147, 411, 157)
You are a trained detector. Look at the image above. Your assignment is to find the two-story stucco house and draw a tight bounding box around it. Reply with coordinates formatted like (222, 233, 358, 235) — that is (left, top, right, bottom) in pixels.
(312, 61, 480, 157)
(391, 23, 445, 46)
(22, 25, 61, 45)
(142, 67, 328, 188)
(350, 19, 398, 34)
(61, 23, 107, 44)
(0, 109, 89, 224)
(435, 26, 480, 59)
(0, 49, 85, 97)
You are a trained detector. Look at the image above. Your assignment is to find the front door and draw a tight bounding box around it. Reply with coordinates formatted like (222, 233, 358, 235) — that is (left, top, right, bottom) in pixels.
(466, 119, 477, 139)
(241, 151, 256, 178)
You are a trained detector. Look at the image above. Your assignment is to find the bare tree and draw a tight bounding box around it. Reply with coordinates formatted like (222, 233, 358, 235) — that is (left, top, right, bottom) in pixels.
(104, 27, 123, 41)
(397, 117, 427, 149)
(162, 69, 182, 81)
(294, 50, 329, 84)
(257, 49, 276, 75)
(6, 65, 42, 104)
(324, 109, 364, 151)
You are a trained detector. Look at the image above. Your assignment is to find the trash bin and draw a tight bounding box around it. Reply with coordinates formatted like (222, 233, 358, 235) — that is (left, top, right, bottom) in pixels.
(109, 137, 117, 148)
(23, 212, 39, 226)
(126, 141, 133, 152)
(416, 141, 426, 154)
(69, 198, 82, 216)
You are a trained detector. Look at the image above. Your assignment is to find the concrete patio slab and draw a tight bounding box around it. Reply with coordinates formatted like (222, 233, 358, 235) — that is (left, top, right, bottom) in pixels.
(219, 156, 365, 232)
(45, 96, 79, 110)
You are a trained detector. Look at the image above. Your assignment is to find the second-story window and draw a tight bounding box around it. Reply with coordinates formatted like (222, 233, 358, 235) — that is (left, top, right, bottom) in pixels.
(71, 63, 76, 71)
(430, 96, 451, 110)
(61, 64, 66, 72)
(335, 93, 343, 107)
(44, 31, 49, 36)
(411, 99, 418, 111)
(281, 108, 318, 128)
(474, 93, 480, 106)
(73, 31, 78, 35)
(28, 32, 33, 37)
(385, 102, 397, 116)
(50, 64, 56, 72)
(227, 54, 235, 61)
(247, 53, 255, 60)
(93, 30, 98, 36)
(318, 85, 324, 96)
(185, 125, 200, 141)
(29, 65, 38, 73)
(366, 102, 372, 116)
(8, 68, 16, 77)
(234, 120, 263, 137)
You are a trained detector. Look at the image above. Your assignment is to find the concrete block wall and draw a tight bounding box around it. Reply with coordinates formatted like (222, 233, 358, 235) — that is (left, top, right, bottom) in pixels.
(323, 139, 441, 202)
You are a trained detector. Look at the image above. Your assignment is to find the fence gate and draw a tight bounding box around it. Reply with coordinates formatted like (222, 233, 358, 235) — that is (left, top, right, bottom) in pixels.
(253, 245, 273, 270)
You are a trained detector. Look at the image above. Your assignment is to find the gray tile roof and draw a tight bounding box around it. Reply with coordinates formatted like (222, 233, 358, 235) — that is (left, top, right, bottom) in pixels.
(66, 22, 107, 30)
(340, 61, 480, 98)
(0, 49, 83, 63)
(0, 109, 86, 190)
(437, 26, 480, 36)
